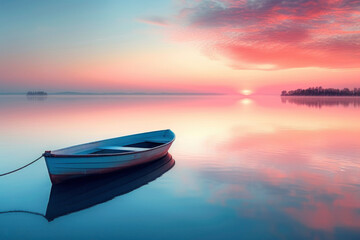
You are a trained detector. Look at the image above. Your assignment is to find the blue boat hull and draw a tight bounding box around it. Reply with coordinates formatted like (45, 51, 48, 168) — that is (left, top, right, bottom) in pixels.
(44, 130, 175, 184)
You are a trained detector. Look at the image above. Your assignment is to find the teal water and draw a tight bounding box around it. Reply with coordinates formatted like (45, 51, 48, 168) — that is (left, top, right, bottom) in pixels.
(0, 95, 360, 239)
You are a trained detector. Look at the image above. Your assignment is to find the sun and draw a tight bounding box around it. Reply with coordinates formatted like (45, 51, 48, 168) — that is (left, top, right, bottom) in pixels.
(241, 89, 253, 96)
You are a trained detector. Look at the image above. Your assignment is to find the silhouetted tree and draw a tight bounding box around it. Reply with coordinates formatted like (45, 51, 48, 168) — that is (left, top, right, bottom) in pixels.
(281, 87, 360, 96)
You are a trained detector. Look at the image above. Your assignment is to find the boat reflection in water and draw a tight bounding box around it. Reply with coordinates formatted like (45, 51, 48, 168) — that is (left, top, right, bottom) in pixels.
(44, 153, 174, 221)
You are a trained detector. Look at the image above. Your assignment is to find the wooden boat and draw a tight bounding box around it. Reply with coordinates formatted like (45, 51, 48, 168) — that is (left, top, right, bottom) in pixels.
(43, 129, 175, 184)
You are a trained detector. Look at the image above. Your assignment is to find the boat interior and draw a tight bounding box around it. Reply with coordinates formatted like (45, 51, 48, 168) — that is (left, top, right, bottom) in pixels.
(51, 130, 175, 156)
(90, 141, 165, 154)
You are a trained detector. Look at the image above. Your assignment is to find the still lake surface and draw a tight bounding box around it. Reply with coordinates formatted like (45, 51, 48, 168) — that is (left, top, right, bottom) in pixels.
(0, 95, 360, 240)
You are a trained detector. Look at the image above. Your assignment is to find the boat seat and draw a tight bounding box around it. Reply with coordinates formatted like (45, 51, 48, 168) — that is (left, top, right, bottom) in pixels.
(98, 146, 149, 152)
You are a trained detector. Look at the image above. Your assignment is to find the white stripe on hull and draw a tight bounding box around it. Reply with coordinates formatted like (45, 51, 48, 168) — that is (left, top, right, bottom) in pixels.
(45, 144, 171, 176)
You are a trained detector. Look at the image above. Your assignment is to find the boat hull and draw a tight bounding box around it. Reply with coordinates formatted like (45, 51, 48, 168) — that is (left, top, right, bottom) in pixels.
(44, 130, 175, 184)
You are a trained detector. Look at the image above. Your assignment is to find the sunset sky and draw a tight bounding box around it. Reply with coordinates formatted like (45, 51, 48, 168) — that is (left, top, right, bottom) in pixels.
(1, 0, 360, 94)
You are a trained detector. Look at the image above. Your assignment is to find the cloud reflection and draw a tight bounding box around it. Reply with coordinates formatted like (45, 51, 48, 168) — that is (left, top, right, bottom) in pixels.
(203, 128, 360, 233)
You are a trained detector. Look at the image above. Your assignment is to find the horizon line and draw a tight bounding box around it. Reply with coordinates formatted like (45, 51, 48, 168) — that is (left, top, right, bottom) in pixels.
(0, 91, 227, 96)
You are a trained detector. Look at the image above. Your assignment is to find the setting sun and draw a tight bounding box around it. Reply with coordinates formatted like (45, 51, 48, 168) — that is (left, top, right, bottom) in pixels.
(241, 89, 253, 96)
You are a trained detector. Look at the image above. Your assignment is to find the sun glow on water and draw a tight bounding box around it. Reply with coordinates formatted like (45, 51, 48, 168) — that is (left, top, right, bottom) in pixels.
(240, 98, 253, 105)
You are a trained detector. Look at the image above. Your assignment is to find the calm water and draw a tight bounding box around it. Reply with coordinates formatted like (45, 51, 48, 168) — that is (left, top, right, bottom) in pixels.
(0, 95, 360, 240)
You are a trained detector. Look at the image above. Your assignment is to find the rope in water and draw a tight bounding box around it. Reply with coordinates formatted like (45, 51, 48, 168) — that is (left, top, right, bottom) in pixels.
(0, 154, 43, 177)
(0, 154, 46, 220)
(0, 210, 44, 218)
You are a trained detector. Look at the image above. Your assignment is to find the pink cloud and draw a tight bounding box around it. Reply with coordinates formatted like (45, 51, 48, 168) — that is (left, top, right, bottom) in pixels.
(166, 0, 360, 69)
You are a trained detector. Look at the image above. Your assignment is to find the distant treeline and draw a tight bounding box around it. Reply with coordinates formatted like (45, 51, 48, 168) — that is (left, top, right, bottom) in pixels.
(26, 91, 47, 96)
(281, 87, 360, 96)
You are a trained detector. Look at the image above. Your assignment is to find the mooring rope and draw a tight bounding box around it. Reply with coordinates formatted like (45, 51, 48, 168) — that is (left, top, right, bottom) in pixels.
(0, 154, 46, 219)
(0, 210, 44, 218)
(0, 154, 43, 177)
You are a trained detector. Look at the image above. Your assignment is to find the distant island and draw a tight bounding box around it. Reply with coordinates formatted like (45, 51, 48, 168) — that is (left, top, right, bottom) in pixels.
(1, 91, 222, 96)
(0, 91, 223, 96)
(281, 87, 360, 96)
(26, 91, 47, 96)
